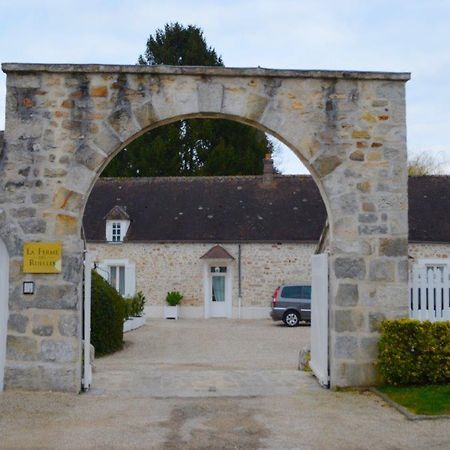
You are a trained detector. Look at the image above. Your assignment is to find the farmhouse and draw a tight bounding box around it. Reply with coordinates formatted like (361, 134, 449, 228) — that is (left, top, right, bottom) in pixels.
(83, 166, 450, 319)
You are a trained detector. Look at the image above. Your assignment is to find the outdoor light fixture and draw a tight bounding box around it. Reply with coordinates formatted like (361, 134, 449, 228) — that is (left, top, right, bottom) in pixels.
(23, 281, 34, 295)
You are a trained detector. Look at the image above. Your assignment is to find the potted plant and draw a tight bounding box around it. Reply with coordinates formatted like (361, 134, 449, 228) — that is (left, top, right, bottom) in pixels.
(164, 291, 183, 319)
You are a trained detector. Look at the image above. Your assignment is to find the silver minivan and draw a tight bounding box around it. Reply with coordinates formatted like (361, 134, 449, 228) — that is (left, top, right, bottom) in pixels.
(270, 284, 312, 327)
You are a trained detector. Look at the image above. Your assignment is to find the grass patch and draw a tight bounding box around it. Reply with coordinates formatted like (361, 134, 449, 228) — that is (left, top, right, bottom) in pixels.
(378, 384, 450, 416)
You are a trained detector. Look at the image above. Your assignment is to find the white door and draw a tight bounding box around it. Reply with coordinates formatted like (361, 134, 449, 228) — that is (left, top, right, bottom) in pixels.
(310, 253, 329, 387)
(209, 266, 228, 317)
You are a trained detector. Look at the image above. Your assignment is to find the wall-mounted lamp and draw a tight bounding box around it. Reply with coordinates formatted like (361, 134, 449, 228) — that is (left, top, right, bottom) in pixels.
(23, 281, 34, 295)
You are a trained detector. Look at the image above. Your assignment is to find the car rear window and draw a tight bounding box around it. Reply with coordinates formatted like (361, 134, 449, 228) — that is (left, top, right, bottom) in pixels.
(281, 285, 311, 299)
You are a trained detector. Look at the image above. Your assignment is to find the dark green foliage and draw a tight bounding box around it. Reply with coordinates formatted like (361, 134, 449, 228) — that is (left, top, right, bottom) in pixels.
(123, 291, 146, 320)
(101, 23, 275, 178)
(378, 319, 450, 385)
(91, 270, 124, 356)
(166, 291, 183, 306)
(138, 23, 222, 67)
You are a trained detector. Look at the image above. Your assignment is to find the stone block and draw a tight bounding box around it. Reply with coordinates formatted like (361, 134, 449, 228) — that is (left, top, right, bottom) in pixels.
(369, 259, 395, 282)
(359, 224, 388, 235)
(40, 339, 79, 363)
(368, 312, 386, 332)
(64, 163, 97, 195)
(133, 101, 159, 129)
(335, 284, 359, 306)
(334, 335, 358, 359)
(358, 213, 377, 223)
(334, 310, 363, 332)
(34, 284, 78, 310)
(52, 187, 83, 212)
(55, 214, 79, 236)
(350, 150, 364, 161)
(360, 336, 379, 359)
(7, 313, 29, 333)
(6, 335, 38, 361)
(5, 363, 80, 392)
(197, 83, 224, 113)
(74, 144, 106, 171)
(18, 218, 46, 234)
(31, 314, 54, 337)
(58, 313, 79, 337)
(312, 155, 342, 177)
(334, 257, 366, 280)
(379, 237, 408, 257)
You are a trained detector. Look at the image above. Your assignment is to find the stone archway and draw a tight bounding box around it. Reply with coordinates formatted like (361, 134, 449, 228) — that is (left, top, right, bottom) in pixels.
(0, 63, 410, 391)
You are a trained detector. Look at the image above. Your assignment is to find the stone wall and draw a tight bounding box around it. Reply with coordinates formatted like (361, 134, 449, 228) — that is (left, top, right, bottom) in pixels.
(0, 64, 409, 390)
(408, 242, 450, 261)
(88, 242, 317, 318)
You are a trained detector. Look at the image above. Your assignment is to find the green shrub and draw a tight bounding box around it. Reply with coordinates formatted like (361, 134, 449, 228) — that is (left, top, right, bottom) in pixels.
(123, 291, 146, 320)
(378, 319, 450, 386)
(91, 270, 124, 356)
(166, 291, 183, 306)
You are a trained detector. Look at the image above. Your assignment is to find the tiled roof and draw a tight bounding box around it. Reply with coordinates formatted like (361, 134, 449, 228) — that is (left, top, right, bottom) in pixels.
(83, 175, 450, 244)
(83, 175, 326, 242)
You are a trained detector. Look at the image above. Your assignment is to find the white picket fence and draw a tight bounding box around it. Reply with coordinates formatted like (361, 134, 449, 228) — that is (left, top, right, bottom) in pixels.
(409, 265, 450, 321)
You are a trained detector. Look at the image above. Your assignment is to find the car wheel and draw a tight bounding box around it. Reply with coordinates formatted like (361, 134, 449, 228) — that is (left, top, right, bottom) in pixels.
(283, 311, 300, 327)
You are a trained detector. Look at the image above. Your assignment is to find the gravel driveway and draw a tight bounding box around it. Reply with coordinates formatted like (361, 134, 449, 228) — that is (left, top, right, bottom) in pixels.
(1, 319, 449, 449)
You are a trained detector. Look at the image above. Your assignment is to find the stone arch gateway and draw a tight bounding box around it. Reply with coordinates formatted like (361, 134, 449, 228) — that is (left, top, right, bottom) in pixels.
(0, 64, 410, 391)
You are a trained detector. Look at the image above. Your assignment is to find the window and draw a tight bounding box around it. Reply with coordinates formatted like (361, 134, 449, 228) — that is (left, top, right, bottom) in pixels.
(281, 285, 311, 299)
(112, 222, 121, 242)
(210, 266, 227, 273)
(109, 265, 126, 295)
(96, 259, 135, 297)
(105, 219, 130, 243)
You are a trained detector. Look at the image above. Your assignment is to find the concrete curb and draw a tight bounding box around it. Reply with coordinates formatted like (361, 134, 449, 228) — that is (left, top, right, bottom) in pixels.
(370, 387, 450, 421)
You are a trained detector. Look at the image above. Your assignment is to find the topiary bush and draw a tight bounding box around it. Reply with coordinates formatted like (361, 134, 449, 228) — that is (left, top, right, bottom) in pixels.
(166, 291, 183, 306)
(378, 319, 450, 386)
(91, 270, 125, 356)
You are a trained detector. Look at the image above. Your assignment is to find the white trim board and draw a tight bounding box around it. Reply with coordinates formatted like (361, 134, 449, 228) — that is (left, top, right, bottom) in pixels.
(0, 239, 9, 391)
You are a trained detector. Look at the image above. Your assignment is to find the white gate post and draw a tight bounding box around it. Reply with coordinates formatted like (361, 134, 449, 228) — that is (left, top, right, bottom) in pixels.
(82, 253, 92, 391)
(310, 253, 329, 387)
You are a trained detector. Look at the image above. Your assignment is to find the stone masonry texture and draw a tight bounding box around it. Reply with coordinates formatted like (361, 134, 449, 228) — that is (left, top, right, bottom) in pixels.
(0, 64, 410, 390)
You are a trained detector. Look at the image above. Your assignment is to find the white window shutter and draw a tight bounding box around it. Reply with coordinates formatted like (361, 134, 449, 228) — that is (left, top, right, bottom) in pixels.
(125, 262, 136, 297)
(105, 222, 112, 242)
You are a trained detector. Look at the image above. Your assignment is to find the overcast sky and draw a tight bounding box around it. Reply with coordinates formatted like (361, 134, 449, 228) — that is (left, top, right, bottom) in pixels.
(1, 0, 449, 173)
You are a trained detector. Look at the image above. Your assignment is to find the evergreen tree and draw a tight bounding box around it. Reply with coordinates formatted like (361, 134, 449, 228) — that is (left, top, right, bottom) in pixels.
(102, 23, 274, 177)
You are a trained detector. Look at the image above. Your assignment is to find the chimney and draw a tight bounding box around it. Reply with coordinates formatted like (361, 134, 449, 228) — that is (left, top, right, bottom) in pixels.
(263, 153, 274, 184)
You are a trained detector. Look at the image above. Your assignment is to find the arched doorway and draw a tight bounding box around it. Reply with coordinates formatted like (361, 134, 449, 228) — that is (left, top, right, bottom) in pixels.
(0, 238, 9, 391)
(0, 63, 410, 391)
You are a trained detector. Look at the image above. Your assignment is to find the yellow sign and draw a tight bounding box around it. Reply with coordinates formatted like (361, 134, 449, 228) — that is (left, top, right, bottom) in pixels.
(23, 242, 62, 274)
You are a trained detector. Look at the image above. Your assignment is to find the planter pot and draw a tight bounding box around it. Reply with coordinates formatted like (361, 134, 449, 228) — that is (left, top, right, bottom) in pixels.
(123, 316, 146, 333)
(164, 305, 179, 320)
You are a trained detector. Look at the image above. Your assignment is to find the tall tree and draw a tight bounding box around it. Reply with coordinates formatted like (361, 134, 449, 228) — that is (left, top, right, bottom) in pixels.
(102, 23, 274, 177)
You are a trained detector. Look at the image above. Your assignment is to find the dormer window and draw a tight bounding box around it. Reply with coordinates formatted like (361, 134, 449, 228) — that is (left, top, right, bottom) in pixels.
(104, 205, 131, 243)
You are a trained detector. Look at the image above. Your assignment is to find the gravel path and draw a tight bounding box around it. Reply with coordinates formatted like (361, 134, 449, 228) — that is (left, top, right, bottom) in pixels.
(1, 319, 449, 449)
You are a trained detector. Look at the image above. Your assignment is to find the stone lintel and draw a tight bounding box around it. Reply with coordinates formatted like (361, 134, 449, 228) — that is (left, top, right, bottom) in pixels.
(1, 63, 411, 82)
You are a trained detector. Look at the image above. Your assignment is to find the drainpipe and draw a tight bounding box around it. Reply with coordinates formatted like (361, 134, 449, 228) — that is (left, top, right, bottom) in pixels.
(238, 243, 242, 319)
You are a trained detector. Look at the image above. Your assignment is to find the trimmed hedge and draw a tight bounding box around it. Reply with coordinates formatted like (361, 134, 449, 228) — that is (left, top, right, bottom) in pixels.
(91, 270, 125, 356)
(378, 319, 450, 386)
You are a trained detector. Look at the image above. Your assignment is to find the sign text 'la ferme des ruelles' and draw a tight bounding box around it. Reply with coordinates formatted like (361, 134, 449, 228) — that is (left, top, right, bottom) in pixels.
(23, 242, 62, 274)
